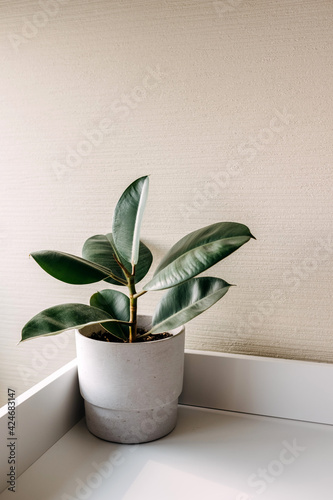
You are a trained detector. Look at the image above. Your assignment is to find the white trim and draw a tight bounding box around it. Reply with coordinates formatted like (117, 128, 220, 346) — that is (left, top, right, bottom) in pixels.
(0, 360, 83, 493)
(1, 350, 333, 493)
(180, 350, 333, 425)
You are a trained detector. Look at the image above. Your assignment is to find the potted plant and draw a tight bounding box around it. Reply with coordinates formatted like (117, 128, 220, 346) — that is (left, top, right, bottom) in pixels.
(21, 175, 255, 443)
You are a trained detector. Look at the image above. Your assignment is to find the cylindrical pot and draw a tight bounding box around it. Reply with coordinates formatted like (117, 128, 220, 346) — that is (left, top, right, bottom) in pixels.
(75, 315, 185, 444)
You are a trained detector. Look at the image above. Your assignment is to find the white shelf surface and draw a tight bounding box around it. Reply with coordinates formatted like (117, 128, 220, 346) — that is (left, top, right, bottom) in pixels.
(1, 405, 333, 500)
(1, 350, 333, 498)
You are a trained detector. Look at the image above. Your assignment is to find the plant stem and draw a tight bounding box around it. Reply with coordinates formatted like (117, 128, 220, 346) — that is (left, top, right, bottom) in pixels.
(113, 253, 138, 342)
(128, 275, 137, 343)
(133, 290, 147, 300)
(113, 254, 131, 279)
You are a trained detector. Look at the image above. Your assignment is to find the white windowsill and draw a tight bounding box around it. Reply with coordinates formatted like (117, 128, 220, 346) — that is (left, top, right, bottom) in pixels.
(1, 351, 333, 498)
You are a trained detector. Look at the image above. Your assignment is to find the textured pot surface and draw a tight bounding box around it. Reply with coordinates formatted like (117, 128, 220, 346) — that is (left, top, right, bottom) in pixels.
(75, 316, 185, 443)
(84, 399, 179, 444)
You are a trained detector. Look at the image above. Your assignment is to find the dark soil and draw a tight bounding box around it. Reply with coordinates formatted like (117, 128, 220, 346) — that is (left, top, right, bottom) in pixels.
(90, 329, 172, 343)
(136, 331, 172, 343)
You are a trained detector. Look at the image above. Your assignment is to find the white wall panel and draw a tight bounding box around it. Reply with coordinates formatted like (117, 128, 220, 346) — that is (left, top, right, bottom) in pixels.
(1, 0, 332, 404)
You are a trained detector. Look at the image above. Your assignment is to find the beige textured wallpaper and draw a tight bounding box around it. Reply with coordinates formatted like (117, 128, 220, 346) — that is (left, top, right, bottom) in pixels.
(1, 0, 333, 405)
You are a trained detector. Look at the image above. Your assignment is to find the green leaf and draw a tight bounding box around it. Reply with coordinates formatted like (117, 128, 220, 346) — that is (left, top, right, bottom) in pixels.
(90, 289, 130, 341)
(148, 277, 232, 334)
(82, 234, 126, 285)
(21, 303, 115, 341)
(144, 222, 254, 291)
(112, 176, 149, 267)
(82, 234, 153, 286)
(31, 251, 113, 285)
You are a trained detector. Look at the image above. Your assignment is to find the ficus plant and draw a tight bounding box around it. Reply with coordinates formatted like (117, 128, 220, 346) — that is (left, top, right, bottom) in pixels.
(21, 176, 255, 344)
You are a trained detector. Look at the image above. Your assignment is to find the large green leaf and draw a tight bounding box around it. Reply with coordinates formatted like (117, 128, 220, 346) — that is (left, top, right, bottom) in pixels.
(90, 289, 130, 341)
(112, 176, 149, 267)
(21, 303, 115, 341)
(31, 251, 114, 285)
(148, 277, 232, 334)
(144, 222, 254, 291)
(82, 234, 152, 285)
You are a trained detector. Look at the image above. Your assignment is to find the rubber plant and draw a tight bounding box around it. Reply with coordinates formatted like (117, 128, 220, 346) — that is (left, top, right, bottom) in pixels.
(21, 176, 255, 343)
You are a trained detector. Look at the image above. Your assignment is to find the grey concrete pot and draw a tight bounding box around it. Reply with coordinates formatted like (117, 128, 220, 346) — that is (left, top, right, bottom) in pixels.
(75, 316, 185, 444)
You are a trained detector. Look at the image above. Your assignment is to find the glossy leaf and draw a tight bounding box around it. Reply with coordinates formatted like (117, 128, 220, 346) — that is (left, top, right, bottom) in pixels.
(112, 176, 149, 267)
(148, 277, 232, 334)
(21, 303, 115, 341)
(90, 289, 130, 341)
(82, 234, 152, 286)
(144, 222, 254, 291)
(31, 251, 113, 285)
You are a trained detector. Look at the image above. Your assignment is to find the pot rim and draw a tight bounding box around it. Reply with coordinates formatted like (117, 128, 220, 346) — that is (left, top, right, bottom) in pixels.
(76, 321, 185, 345)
